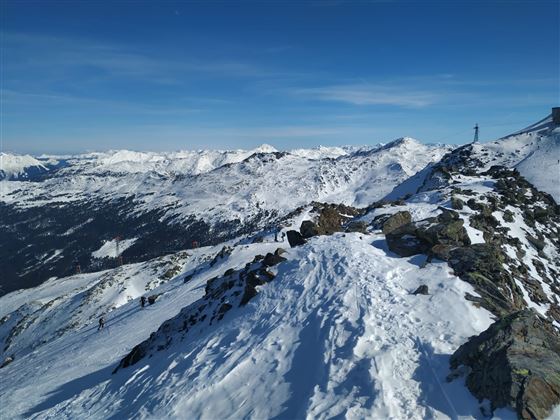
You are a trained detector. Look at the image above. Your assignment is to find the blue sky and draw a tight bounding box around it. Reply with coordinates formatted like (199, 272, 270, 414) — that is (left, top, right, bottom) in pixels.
(2, 0, 559, 154)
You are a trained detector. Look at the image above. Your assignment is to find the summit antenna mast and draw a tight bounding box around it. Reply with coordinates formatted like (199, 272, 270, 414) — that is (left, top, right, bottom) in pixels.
(473, 124, 479, 143)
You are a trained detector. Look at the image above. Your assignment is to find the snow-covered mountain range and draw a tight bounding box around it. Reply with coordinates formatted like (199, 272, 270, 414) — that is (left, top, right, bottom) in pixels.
(0, 138, 450, 296)
(1, 113, 559, 419)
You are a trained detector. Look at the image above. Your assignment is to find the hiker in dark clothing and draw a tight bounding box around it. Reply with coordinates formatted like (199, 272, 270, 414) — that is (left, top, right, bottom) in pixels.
(140, 296, 146, 308)
(98, 316, 105, 331)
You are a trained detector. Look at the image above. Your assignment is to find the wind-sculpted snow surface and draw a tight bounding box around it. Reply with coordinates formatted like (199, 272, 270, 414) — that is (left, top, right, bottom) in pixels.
(0, 233, 499, 419)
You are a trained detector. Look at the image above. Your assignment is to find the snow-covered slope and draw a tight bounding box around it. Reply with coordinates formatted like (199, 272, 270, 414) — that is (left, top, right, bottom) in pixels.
(2, 170, 557, 418)
(89, 144, 279, 175)
(0, 153, 49, 180)
(0, 231, 499, 419)
(91, 238, 137, 259)
(467, 116, 560, 201)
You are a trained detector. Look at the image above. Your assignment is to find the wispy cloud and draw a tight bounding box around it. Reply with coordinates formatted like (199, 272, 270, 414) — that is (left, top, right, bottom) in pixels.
(277, 73, 557, 109)
(1, 89, 203, 116)
(287, 83, 439, 107)
(3, 32, 286, 85)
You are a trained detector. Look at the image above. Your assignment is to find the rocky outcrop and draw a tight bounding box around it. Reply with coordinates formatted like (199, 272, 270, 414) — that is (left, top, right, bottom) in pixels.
(147, 294, 161, 305)
(300, 220, 320, 238)
(385, 226, 429, 257)
(385, 210, 470, 257)
(449, 310, 560, 419)
(114, 247, 288, 373)
(451, 196, 464, 210)
(381, 211, 411, 235)
(287, 230, 306, 247)
(262, 252, 287, 267)
(345, 221, 368, 234)
(444, 244, 525, 316)
(299, 202, 363, 239)
(0, 356, 14, 369)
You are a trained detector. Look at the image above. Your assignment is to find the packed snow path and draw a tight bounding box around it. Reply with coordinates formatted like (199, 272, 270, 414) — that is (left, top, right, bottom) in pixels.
(1, 234, 502, 419)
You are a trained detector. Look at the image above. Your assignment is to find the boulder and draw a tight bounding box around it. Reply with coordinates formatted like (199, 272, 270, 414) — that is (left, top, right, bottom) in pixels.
(429, 244, 453, 261)
(345, 221, 368, 234)
(382, 211, 412, 235)
(300, 220, 320, 238)
(274, 248, 286, 256)
(115, 344, 146, 371)
(503, 209, 515, 223)
(287, 230, 306, 248)
(300, 203, 361, 238)
(240, 268, 274, 306)
(526, 235, 546, 252)
(412, 285, 429, 295)
(386, 213, 470, 258)
(451, 196, 464, 210)
(217, 303, 232, 320)
(147, 294, 160, 305)
(437, 208, 460, 222)
(446, 244, 519, 316)
(467, 198, 484, 211)
(416, 219, 470, 247)
(386, 224, 431, 257)
(262, 252, 287, 267)
(449, 310, 560, 419)
(370, 213, 392, 230)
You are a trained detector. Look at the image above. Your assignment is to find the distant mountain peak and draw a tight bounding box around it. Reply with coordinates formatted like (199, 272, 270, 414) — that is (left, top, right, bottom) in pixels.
(0, 152, 48, 180)
(252, 144, 278, 153)
(383, 136, 422, 148)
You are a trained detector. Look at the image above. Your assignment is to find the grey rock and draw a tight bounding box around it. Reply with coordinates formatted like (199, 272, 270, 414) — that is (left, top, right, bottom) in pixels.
(274, 248, 286, 256)
(451, 196, 464, 210)
(345, 221, 368, 234)
(300, 220, 320, 238)
(287, 230, 306, 247)
(449, 309, 560, 419)
(262, 252, 287, 267)
(386, 214, 470, 258)
(382, 211, 412, 235)
(412, 285, 429, 295)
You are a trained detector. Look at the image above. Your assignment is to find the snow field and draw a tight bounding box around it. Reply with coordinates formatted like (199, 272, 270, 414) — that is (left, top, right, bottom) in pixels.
(0, 233, 503, 419)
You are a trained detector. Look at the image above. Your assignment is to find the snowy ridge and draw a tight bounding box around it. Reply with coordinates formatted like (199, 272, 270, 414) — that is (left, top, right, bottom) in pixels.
(467, 116, 560, 201)
(0, 152, 48, 180)
(0, 231, 500, 419)
(1, 138, 450, 222)
(79, 144, 279, 176)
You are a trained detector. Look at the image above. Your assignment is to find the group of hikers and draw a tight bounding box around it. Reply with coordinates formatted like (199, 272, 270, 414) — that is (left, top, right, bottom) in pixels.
(97, 294, 153, 331)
